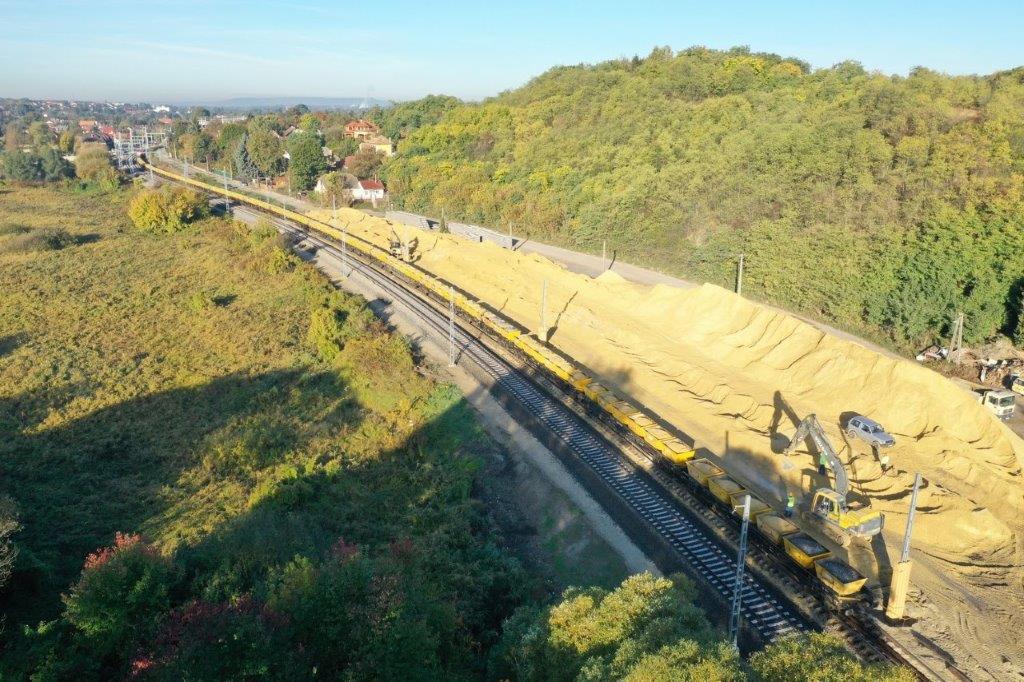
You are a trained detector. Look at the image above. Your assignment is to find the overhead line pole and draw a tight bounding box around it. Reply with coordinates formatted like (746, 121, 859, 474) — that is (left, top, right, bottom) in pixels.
(728, 494, 751, 649)
(736, 254, 745, 296)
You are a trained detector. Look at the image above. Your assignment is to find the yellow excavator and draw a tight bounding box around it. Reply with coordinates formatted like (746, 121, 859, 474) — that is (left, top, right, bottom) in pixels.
(784, 414, 884, 546)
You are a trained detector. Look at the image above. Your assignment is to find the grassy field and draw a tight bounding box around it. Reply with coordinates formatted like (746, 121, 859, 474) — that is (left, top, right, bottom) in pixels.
(0, 184, 530, 676)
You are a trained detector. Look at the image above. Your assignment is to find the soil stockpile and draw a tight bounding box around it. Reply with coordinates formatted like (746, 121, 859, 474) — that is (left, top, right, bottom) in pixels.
(311, 207, 1024, 678)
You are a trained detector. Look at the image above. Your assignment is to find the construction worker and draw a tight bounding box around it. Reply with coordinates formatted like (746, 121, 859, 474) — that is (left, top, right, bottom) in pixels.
(818, 451, 829, 476)
(784, 492, 796, 518)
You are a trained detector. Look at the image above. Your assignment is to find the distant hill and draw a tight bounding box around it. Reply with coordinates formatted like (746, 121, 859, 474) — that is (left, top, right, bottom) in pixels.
(382, 46, 1024, 350)
(181, 96, 391, 111)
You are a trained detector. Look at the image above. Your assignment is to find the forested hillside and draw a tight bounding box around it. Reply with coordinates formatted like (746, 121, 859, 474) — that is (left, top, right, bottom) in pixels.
(383, 47, 1024, 349)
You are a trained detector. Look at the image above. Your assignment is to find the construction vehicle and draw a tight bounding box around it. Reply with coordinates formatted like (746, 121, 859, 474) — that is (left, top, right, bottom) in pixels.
(783, 414, 884, 546)
(1011, 373, 1024, 397)
(977, 388, 1016, 420)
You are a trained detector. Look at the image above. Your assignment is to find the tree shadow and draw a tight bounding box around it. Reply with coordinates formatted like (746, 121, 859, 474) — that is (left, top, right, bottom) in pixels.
(0, 332, 28, 358)
(0, 368, 358, 625)
(172, 389, 525, 678)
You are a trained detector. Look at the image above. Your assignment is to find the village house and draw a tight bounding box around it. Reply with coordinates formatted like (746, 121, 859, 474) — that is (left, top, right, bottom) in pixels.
(344, 119, 379, 140)
(351, 179, 386, 204)
(358, 134, 395, 157)
(78, 119, 98, 133)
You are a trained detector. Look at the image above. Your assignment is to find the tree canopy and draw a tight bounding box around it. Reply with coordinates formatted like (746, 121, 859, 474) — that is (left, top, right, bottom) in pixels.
(381, 47, 1024, 349)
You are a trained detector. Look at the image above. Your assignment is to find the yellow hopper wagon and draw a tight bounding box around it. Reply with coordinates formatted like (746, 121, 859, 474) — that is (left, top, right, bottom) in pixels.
(756, 514, 799, 545)
(685, 458, 724, 486)
(707, 475, 745, 505)
(814, 558, 867, 598)
(784, 533, 831, 570)
(730, 492, 771, 520)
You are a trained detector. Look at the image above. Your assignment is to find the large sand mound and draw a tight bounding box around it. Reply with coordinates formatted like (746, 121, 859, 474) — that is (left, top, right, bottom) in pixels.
(313, 208, 1024, 677)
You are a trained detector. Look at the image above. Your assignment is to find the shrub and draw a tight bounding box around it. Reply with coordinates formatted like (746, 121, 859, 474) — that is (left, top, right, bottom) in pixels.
(74, 142, 119, 190)
(62, 533, 177, 661)
(128, 186, 209, 233)
(749, 632, 914, 681)
(0, 228, 75, 253)
(0, 223, 31, 236)
(185, 290, 215, 312)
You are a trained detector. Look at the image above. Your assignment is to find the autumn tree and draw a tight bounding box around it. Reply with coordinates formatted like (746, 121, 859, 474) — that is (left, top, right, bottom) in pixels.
(128, 186, 209, 233)
(74, 142, 118, 189)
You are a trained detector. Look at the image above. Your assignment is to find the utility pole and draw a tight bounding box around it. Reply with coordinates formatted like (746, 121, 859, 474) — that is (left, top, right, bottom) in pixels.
(728, 494, 751, 649)
(886, 473, 922, 622)
(602, 239, 607, 263)
(949, 312, 964, 365)
(538, 279, 549, 343)
(332, 194, 337, 224)
(222, 171, 230, 215)
(736, 254, 745, 296)
(448, 286, 456, 368)
(183, 158, 189, 177)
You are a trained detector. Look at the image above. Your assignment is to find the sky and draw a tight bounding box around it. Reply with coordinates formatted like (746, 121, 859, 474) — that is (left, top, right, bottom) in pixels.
(1, 0, 1022, 103)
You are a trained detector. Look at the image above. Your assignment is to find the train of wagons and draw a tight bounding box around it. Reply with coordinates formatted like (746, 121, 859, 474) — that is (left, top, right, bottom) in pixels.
(141, 158, 873, 612)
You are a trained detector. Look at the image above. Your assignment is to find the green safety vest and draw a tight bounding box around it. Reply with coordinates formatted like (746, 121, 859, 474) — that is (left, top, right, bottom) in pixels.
(786, 494, 795, 508)
(818, 452, 828, 467)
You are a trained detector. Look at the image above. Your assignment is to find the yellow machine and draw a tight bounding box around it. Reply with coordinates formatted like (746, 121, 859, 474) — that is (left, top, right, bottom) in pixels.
(783, 415, 884, 546)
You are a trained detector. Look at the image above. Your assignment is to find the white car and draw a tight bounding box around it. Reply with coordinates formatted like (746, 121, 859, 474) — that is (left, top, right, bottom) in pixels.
(845, 416, 895, 448)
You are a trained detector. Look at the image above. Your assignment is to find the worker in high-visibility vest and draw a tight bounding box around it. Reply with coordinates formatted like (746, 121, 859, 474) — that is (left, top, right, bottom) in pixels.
(784, 492, 796, 518)
(817, 451, 829, 476)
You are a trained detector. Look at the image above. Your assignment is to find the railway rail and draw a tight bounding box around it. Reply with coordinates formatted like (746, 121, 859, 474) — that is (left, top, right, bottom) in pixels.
(148, 159, 950, 679)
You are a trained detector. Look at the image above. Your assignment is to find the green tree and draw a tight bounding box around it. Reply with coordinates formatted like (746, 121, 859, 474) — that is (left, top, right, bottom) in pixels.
(62, 533, 177, 662)
(27, 120, 53, 149)
(40, 147, 73, 181)
(232, 133, 260, 183)
(246, 128, 284, 177)
(750, 632, 913, 682)
(0, 497, 20, 593)
(0, 150, 43, 181)
(286, 131, 327, 192)
(489, 572, 741, 681)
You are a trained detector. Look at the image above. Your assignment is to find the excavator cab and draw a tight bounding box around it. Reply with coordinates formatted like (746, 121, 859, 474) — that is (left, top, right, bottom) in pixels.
(809, 489, 883, 546)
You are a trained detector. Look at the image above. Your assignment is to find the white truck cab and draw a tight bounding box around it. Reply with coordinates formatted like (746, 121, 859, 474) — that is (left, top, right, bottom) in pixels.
(979, 389, 1016, 420)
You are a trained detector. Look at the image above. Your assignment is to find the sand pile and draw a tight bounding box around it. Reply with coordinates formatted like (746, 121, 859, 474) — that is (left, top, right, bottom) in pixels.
(312, 208, 1024, 677)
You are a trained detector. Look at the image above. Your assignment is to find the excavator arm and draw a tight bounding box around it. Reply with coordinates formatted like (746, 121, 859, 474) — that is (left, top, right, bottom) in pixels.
(782, 414, 849, 497)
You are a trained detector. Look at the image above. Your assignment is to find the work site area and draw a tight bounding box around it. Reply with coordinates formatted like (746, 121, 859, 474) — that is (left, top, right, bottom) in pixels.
(309, 205, 1024, 680)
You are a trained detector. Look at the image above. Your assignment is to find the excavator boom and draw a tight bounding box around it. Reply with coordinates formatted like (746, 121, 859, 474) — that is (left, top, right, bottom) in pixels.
(783, 414, 848, 496)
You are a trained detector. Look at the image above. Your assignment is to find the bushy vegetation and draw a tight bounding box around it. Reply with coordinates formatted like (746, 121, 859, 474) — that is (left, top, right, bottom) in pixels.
(491, 573, 911, 682)
(383, 47, 1024, 350)
(127, 185, 209, 232)
(73, 141, 119, 190)
(0, 185, 527, 678)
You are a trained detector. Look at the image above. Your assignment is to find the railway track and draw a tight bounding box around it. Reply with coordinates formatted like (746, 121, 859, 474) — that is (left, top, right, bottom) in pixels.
(249, 207, 809, 642)
(164, 174, 946, 678)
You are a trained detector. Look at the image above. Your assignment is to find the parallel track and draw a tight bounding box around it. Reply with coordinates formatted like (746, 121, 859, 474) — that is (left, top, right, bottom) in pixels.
(254, 207, 810, 642)
(158, 173, 947, 678)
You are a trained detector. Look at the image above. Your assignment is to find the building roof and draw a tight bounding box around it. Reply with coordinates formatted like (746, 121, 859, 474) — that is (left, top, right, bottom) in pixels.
(358, 179, 384, 191)
(363, 134, 393, 146)
(345, 119, 378, 131)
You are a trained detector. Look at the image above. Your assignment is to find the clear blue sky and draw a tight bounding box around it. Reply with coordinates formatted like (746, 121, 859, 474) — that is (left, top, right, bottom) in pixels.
(2, 0, 1022, 103)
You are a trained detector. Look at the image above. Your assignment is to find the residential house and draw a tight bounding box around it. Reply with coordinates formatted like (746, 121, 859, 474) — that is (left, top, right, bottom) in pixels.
(352, 179, 385, 204)
(344, 119, 379, 140)
(78, 119, 98, 133)
(358, 134, 395, 157)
